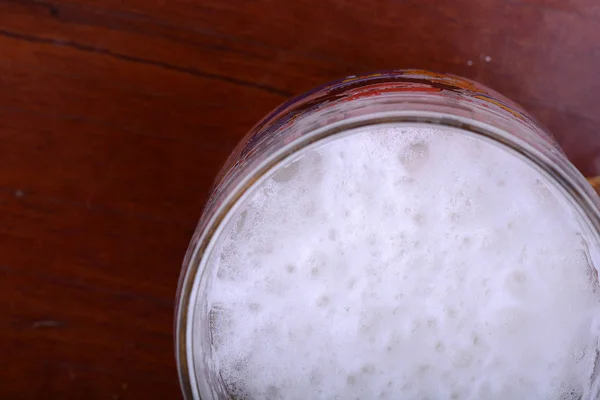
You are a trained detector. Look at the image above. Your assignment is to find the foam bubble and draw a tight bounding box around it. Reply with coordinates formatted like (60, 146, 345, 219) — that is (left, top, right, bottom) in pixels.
(202, 125, 600, 399)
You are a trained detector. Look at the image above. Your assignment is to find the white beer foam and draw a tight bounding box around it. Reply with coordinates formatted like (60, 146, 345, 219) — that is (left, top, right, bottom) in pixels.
(204, 126, 600, 400)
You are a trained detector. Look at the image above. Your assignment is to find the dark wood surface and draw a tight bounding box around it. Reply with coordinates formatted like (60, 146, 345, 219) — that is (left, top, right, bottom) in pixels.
(1, 0, 599, 398)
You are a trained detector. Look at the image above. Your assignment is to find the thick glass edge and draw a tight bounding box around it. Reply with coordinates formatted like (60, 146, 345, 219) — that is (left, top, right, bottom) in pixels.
(175, 111, 600, 400)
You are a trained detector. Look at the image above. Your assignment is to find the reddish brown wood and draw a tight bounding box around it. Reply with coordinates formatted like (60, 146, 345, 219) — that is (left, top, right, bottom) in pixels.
(1, 0, 599, 398)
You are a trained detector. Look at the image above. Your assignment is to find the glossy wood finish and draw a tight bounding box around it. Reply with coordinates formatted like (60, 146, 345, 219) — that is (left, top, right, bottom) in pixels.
(1, 0, 599, 398)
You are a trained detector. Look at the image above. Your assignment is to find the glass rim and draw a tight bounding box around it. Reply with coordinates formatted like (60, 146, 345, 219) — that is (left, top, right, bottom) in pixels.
(175, 109, 600, 400)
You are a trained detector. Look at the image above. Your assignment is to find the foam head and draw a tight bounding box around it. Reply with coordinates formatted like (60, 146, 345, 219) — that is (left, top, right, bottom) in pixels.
(200, 125, 600, 400)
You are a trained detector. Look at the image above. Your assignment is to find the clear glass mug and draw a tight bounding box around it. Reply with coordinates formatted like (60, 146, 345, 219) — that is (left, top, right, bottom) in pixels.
(175, 69, 600, 399)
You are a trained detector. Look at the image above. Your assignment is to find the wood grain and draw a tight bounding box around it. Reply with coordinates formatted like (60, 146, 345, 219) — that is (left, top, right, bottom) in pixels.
(1, 0, 599, 398)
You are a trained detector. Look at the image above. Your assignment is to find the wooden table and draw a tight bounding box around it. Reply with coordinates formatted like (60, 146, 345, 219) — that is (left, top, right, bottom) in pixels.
(1, 0, 599, 398)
